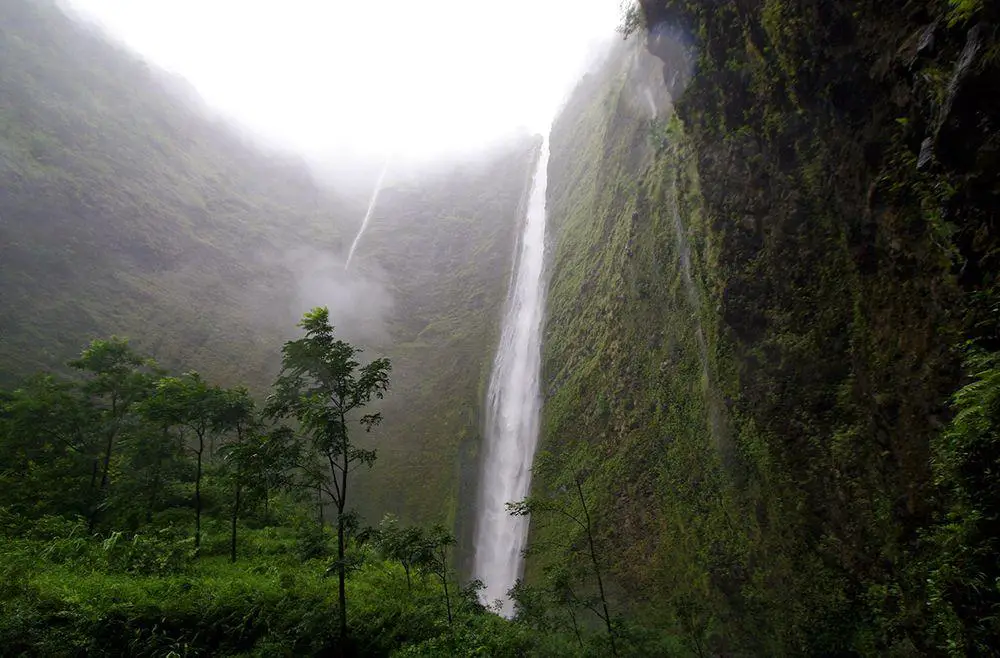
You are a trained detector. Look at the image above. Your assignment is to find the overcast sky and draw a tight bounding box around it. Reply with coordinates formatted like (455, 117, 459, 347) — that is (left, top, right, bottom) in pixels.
(66, 0, 623, 161)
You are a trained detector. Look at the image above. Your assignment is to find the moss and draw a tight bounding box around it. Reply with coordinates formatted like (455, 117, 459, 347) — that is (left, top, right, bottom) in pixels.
(539, 0, 1000, 653)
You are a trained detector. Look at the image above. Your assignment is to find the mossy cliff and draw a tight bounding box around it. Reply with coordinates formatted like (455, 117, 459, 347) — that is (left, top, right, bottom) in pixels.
(534, 2, 999, 654)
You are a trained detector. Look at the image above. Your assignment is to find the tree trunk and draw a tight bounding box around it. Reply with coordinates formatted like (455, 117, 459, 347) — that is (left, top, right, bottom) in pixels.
(87, 458, 100, 529)
(569, 607, 583, 649)
(89, 457, 99, 492)
(577, 479, 616, 657)
(443, 576, 453, 625)
(404, 564, 412, 592)
(439, 546, 453, 625)
(263, 486, 269, 524)
(336, 416, 350, 648)
(230, 483, 241, 563)
(337, 506, 348, 648)
(147, 469, 160, 524)
(88, 428, 116, 532)
(148, 425, 168, 524)
(195, 433, 203, 555)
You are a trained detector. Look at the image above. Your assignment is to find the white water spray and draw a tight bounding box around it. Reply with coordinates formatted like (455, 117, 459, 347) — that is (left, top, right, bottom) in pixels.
(643, 85, 657, 117)
(345, 158, 390, 270)
(473, 140, 550, 616)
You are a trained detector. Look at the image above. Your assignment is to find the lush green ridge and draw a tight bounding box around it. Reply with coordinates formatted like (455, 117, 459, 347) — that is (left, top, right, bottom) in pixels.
(536, 3, 999, 655)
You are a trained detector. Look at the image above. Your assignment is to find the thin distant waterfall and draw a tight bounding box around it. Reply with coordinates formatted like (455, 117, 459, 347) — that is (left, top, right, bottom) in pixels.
(473, 140, 550, 616)
(345, 158, 390, 270)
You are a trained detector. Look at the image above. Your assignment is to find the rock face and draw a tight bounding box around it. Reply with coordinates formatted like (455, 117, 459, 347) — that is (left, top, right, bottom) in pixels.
(535, 2, 1000, 655)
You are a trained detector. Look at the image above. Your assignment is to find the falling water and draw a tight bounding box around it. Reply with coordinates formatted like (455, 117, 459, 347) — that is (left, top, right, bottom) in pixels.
(344, 158, 390, 270)
(643, 85, 657, 117)
(473, 140, 550, 616)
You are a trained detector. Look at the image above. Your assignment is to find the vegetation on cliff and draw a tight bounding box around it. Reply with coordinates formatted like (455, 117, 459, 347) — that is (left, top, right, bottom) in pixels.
(535, 1, 1000, 655)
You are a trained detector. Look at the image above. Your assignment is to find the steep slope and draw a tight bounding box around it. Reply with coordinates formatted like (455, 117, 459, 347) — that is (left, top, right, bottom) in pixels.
(536, 2, 999, 655)
(0, 0, 352, 386)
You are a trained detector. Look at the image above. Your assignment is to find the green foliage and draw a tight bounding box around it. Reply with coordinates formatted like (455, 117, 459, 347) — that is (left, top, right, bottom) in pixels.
(0, 327, 613, 655)
(267, 305, 392, 641)
(540, 3, 1000, 655)
(947, 0, 984, 26)
(922, 347, 1000, 654)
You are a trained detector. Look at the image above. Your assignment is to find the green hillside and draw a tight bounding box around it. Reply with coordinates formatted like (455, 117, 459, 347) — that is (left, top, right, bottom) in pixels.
(0, 0, 357, 387)
(533, 2, 1000, 655)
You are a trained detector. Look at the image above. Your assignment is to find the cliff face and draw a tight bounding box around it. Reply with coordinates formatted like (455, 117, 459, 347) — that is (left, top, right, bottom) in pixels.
(538, 1, 999, 654)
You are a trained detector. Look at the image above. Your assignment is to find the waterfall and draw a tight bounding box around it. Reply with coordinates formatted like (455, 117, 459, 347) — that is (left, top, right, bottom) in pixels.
(643, 85, 657, 117)
(345, 158, 390, 270)
(473, 139, 550, 616)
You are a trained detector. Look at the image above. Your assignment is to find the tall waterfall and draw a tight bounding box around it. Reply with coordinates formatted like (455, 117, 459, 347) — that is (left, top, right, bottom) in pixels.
(345, 158, 390, 270)
(473, 140, 550, 615)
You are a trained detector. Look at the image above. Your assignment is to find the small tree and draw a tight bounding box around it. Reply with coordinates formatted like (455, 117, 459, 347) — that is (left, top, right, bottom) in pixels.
(427, 524, 457, 626)
(509, 566, 586, 649)
(0, 374, 98, 517)
(375, 515, 431, 593)
(214, 387, 257, 562)
(509, 472, 618, 657)
(141, 372, 226, 554)
(220, 420, 300, 562)
(266, 306, 391, 645)
(70, 338, 158, 530)
(116, 414, 185, 527)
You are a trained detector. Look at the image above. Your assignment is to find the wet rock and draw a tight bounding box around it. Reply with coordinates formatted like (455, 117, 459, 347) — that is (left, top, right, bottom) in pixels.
(923, 23, 983, 169)
(917, 137, 934, 170)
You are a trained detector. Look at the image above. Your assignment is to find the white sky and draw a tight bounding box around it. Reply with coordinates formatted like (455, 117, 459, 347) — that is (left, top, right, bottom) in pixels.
(67, 0, 623, 160)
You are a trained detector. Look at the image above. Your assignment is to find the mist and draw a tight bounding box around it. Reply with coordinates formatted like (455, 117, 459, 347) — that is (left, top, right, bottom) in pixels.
(64, 0, 622, 164)
(284, 247, 393, 347)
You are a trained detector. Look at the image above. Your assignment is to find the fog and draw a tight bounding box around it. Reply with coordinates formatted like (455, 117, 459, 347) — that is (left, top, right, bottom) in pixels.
(56, 0, 626, 362)
(65, 0, 623, 164)
(286, 247, 393, 346)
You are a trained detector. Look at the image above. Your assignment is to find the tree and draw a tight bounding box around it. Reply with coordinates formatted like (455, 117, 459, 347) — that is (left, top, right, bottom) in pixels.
(214, 387, 256, 563)
(0, 374, 97, 517)
(115, 413, 185, 527)
(220, 419, 300, 562)
(375, 515, 431, 593)
(141, 372, 226, 554)
(70, 338, 158, 531)
(509, 472, 618, 657)
(510, 567, 586, 650)
(426, 524, 457, 626)
(266, 306, 391, 645)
